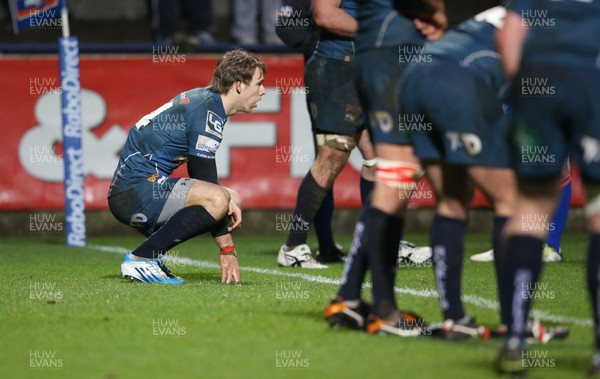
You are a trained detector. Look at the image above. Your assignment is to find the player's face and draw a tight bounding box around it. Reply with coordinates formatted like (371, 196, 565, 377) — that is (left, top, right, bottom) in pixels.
(239, 68, 265, 113)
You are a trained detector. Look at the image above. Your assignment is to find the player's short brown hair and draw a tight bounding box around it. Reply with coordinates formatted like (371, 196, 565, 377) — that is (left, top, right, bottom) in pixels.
(209, 49, 267, 94)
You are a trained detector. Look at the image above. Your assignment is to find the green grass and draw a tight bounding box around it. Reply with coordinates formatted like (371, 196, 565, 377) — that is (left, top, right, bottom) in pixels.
(0, 233, 594, 378)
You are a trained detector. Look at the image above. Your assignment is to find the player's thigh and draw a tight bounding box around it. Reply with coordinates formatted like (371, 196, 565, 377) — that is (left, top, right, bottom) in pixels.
(424, 161, 443, 200)
(468, 166, 516, 216)
(400, 63, 443, 163)
(510, 67, 568, 182)
(565, 69, 600, 231)
(566, 69, 600, 183)
(108, 177, 191, 236)
(355, 48, 411, 146)
(305, 55, 365, 136)
(422, 152, 473, 220)
(440, 163, 472, 211)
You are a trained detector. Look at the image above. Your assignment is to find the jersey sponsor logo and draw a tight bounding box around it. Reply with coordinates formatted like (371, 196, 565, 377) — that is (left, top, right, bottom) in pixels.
(196, 135, 220, 154)
(205, 110, 224, 138)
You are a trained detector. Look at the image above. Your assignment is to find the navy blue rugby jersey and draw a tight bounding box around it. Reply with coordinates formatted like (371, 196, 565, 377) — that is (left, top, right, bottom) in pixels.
(109, 87, 227, 196)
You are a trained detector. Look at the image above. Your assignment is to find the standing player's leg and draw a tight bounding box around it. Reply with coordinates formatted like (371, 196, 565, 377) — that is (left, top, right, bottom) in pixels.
(358, 130, 377, 205)
(332, 47, 412, 333)
(307, 81, 340, 263)
(544, 170, 571, 261)
(316, 130, 377, 266)
(496, 67, 566, 374)
(573, 69, 600, 375)
(325, 134, 423, 332)
(499, 180, 561, 364)
(278, 56, 363, 268)
(365, 145, 424, 335)
(357, 48, 428, 335)
(427, 163, 471, 331)
(279, 135, 355, 267)
(586, 183, 600, 374)
(313, 189, 338, 253)
(324, 204, 372, 330)
(471, 169, 570, 263)
(358, 129, 432, 266)
(401, 63, 472, 328)
(323, 131, 376, 329)
(468, 166, 516, 328)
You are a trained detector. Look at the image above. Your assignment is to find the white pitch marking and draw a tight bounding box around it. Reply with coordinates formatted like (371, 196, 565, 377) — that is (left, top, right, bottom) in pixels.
(89, 244, 592, 327)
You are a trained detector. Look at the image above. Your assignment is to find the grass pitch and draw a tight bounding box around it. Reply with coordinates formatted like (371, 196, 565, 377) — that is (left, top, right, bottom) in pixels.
(0, 232, 593, 378)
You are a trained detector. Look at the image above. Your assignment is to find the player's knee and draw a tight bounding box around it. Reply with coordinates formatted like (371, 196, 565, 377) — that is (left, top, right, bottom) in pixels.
(491, 187, 516, 217)
(226, 188, 242, 210)
(211, 187, 231, 220)
(311, 143, 352, 188)
(437, 198, 468, 220)
(187, 183, 230, 220)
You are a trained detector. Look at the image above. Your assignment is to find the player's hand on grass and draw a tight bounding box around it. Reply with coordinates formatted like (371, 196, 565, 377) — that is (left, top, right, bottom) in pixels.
(220, 253, 240, 284)
(227, 200, 242, 232)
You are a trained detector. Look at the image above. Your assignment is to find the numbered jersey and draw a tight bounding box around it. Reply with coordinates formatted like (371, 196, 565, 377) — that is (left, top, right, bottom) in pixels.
(108, 87, 227, 196)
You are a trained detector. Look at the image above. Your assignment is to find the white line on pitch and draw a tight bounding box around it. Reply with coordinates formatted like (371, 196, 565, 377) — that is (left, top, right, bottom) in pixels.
(89, 244, 592, 327)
